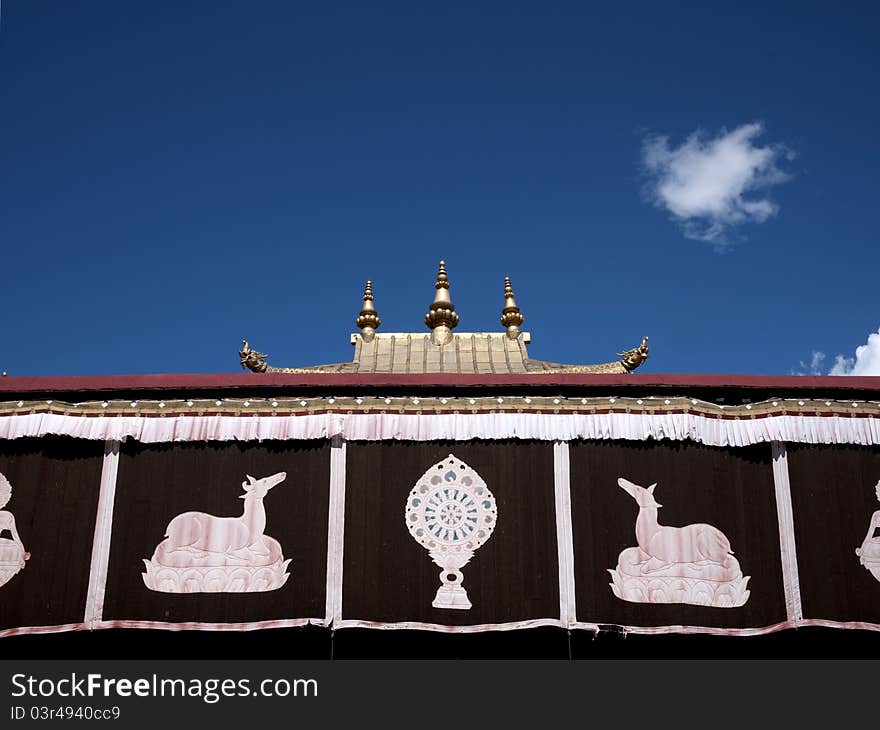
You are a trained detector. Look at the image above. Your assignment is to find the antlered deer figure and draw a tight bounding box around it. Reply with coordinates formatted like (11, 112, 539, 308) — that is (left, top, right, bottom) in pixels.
(142, 471, 291, 593)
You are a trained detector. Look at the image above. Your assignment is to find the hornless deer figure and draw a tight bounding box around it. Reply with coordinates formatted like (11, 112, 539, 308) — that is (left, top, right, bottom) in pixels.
(617, 477, 734, 573)
(163, 472, 287, 562)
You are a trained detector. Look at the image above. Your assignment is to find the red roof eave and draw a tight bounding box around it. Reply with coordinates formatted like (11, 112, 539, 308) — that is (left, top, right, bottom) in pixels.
(0, 372, 878, 394)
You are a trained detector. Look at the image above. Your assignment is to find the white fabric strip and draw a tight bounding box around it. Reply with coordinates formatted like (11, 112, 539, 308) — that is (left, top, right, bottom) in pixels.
(93, 618, 318, 633)
(84, 440, 120, 629)
(1, 411, 879, 446)
(0, 413, 344, 443)
(553, 441, 577, 626)
(333, 618, 565, 633)
(569, 619, 795, 637)
(0, 622, 89, 639)
(325, 436, 347, 626)
(771, 441, 804, 624)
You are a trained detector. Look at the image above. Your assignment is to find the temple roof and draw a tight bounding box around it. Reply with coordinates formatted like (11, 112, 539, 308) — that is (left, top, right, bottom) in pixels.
(245, 332, 648, 375)
(238, 261, 650, 376)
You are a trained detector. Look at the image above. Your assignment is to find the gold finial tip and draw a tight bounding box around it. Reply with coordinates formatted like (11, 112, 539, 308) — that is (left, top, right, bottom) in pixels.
(433, 260, 450, 289)
(426, 259, 458, 336)
(357, 278, 380, 338)
(501, 275, 524, 337)
(501, 276, 526, 340)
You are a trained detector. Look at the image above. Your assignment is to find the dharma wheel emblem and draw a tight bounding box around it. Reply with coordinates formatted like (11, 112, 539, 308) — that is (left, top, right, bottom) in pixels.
(405, 454, 497, 610)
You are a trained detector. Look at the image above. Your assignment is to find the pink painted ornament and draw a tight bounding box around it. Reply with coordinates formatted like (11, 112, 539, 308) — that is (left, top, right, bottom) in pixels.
(405, 455, 497, 610)
(142, 472, 291, 593)
(0, 472, 29, 589)
(856, 479, 880, 582)
(608, 477, 750, 607)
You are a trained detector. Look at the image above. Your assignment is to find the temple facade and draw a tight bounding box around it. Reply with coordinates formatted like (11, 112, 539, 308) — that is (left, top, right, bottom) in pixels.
(0, 261, 879, 658)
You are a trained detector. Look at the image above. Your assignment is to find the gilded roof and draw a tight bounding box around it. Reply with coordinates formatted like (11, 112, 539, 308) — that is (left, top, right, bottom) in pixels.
(237, 261, 649, 376)
(242, 332, 646, 375)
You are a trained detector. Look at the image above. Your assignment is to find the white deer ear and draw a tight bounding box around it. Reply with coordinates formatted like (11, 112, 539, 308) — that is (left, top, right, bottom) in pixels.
(648, 483, 657, 494)
(241, 480, 251, 491)
(246, 474, 256, 484)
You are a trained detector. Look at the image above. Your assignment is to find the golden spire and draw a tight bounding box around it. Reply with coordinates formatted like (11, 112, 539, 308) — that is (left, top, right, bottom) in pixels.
(424, 260, 459, 345)
(500, 276, 524, 339)
(355, 279, 381, 342)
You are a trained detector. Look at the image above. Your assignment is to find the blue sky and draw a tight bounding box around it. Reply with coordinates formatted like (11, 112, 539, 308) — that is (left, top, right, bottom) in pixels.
(1, 1, 878, 376)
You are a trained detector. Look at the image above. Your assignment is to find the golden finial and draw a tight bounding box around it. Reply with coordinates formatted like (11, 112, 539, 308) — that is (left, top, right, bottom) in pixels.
(424, 260, 459, 345)
(619, 336, 650, 372)
(355, 280, 381, 342)
(500, 276, 524, 339)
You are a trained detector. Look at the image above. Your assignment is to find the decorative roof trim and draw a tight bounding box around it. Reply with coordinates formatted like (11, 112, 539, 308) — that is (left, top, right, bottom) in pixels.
(1, 372, 878, 395)
(1, 395, 877, 446)
(1, 395, 877, 420)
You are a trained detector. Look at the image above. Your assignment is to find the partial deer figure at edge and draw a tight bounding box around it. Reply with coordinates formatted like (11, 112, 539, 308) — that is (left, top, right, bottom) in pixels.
(617, 477, 734, 573)
(164, 471, 287, 561)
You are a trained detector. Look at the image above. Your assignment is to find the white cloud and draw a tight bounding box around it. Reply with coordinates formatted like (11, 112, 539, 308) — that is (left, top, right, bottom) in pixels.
(829, 328, 880, 376)
(793, 351, 827, 376)
(642, 123, 793, 248)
